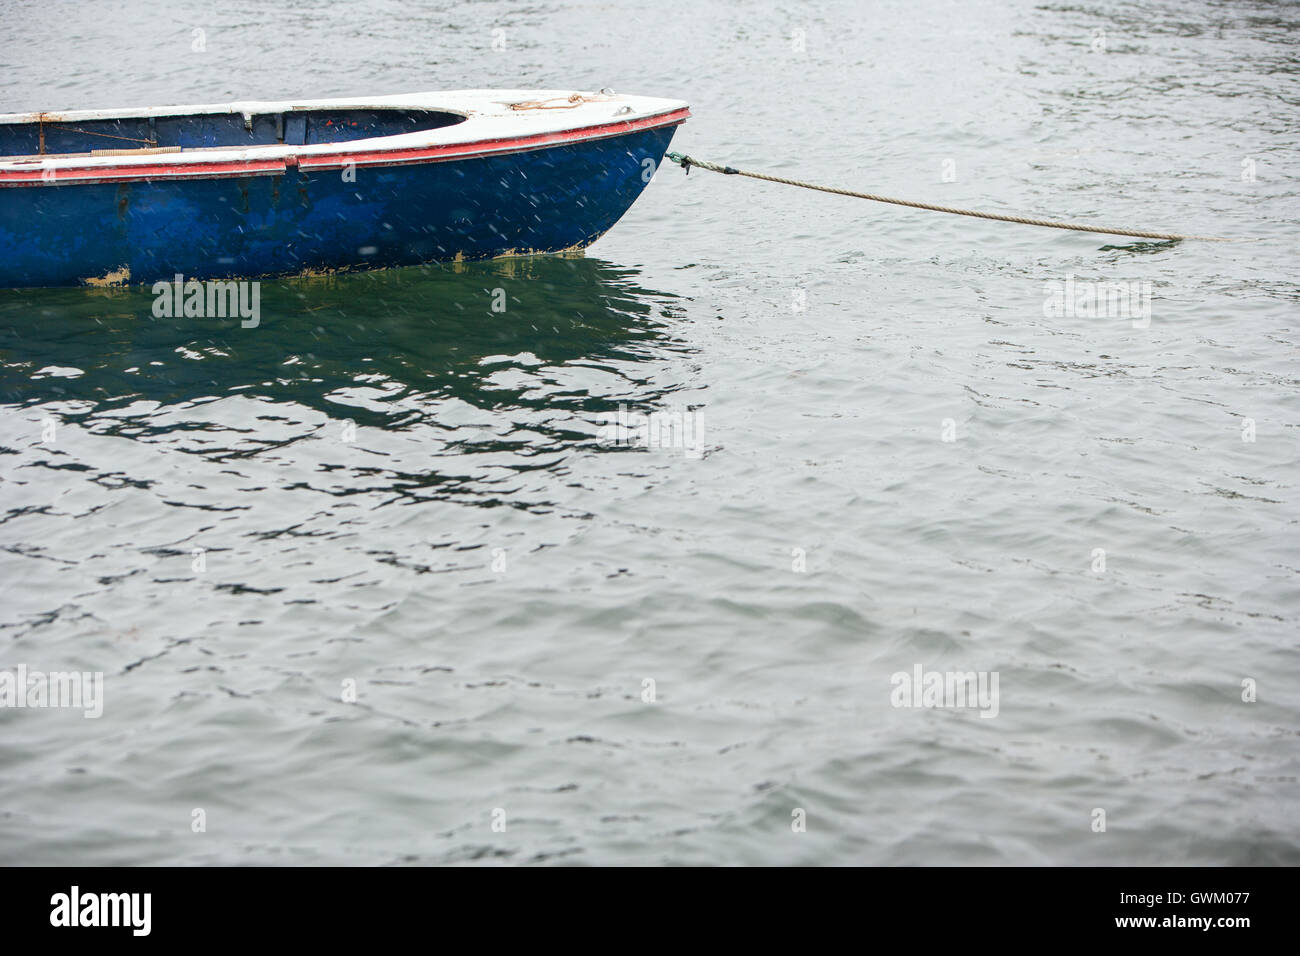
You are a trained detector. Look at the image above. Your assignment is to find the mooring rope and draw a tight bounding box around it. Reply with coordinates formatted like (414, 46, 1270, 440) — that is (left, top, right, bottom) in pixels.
(664, 152, 1232, 242)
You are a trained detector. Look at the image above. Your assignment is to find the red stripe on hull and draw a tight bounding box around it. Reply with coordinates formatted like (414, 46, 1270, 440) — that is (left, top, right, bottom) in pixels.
(0, 158, 287, 186)
(0, 108, 691, 187)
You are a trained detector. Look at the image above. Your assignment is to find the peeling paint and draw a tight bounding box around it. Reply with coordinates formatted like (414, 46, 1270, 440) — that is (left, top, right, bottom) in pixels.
(492, 241, 590, 260)
(82, 266, 131, 287)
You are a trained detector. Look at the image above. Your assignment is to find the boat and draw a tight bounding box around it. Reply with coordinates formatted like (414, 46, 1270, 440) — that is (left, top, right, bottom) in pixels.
(0, 90, 690, 289)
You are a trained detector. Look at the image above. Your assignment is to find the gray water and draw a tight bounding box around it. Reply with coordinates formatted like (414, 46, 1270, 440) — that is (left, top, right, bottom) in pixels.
(1, 0, 1298, 865)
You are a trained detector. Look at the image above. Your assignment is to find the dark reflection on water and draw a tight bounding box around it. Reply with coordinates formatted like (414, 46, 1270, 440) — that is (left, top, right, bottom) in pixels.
(0, 257, 696, 455)
(0, 255, 690, 428)
(0, 256, 696, 514)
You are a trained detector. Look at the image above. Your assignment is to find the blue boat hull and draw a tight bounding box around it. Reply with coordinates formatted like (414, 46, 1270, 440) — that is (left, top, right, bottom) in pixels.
(0, 124, 677, 288)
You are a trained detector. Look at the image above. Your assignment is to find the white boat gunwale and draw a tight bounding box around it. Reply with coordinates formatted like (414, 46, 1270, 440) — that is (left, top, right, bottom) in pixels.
(0, 90, 691, 180)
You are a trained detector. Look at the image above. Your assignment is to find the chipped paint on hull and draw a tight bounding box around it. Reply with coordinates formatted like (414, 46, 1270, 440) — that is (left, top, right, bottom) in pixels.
(82, 265, 130, 287)
(292, 265, 349, 279)
(492, 241, 591, 259)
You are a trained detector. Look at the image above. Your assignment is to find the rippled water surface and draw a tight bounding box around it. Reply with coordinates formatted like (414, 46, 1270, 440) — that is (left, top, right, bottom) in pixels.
(1, 0, 1298, 865)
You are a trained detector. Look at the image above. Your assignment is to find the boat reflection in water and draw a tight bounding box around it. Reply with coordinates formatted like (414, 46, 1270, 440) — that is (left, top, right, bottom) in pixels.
(0, 255, 695, 510)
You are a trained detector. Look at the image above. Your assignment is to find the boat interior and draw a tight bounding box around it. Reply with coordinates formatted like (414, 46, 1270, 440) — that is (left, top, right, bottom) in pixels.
(0, 108, 468, 160)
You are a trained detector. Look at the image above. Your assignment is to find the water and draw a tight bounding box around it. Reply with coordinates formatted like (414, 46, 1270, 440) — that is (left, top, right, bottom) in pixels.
(1, 0, 1298, 865)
